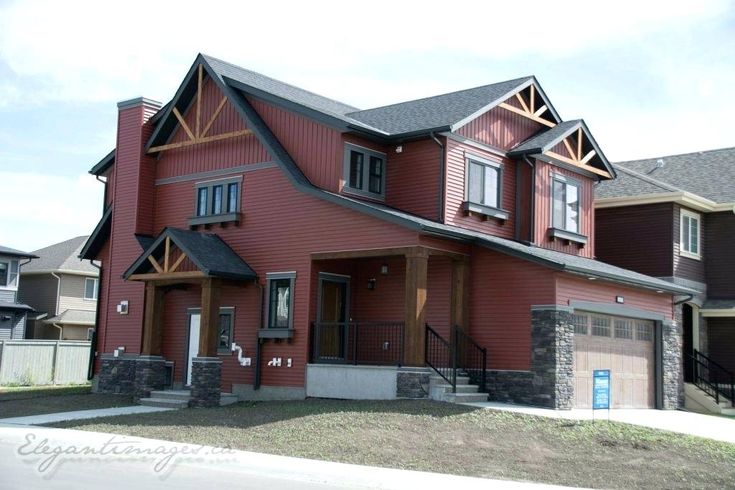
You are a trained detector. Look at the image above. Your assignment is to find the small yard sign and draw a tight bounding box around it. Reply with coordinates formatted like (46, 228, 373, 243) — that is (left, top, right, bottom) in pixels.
(592, 369, 611, 422)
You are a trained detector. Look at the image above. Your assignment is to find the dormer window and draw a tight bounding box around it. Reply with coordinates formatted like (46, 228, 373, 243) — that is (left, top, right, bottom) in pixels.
(189, 176, 242, 226)
(549, 174, 587, 245)
(462, 155, 508, 220)
(343, 144, 386, 199)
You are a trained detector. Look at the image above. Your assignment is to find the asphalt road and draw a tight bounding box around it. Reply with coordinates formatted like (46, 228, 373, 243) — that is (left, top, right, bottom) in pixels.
(0, 424, 572, 489)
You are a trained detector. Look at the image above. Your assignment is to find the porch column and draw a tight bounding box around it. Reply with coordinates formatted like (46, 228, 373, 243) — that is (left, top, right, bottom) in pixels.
(141, 282, 164, 355)
(192, 277, 222, 408)
(450, 257, 470, 332)
(404, 248, 428, 366)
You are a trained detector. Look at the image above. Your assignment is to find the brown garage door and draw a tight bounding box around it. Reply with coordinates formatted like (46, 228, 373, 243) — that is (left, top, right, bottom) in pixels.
(572, 313, 655, 409)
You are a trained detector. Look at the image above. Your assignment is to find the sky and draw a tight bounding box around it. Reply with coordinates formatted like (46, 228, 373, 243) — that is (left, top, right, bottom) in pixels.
(0, 0, 733, 252)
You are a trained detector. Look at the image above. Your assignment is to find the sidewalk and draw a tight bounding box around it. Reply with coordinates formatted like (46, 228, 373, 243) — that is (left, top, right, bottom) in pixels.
(464, 401, 735, 444)
(0, 424, 576, 490)
(0, 405, 173, 425)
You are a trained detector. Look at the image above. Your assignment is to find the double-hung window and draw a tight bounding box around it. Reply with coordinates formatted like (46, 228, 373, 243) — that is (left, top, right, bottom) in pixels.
(680, 208, 701, 259)
(463, 156, 508, 220)
(84, 277, 99, 301)
(343, 144, 386, 199)
(190, 176, 242, 226)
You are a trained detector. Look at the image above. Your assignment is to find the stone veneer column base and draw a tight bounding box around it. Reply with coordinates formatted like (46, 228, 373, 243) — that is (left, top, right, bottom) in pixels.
(190, 357, 222, 408)
(134, 356, 167, 400)
(396, 368, 430, 398)
(97, 355, 137, 394)
(531, 306, 574, 409)
(662, 304, 684, 409)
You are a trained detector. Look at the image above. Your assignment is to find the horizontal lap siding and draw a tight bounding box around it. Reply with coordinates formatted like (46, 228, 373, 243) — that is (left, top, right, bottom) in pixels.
(156, 80, 269, 179)
(444, 139, 517, 239)
(556, 274, 674, 320)
(673, 204, 705, 283)
(386, 139, 441, 220)
(534, 160, 594, 258)
(595, 204, 674, 277)
(705, 211, 735, 297)
(469, 247, 555, 370)
(456, 103, 542, 150)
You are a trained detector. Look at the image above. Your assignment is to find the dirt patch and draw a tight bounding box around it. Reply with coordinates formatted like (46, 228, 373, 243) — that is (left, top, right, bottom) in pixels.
(0, 385, 134, 418)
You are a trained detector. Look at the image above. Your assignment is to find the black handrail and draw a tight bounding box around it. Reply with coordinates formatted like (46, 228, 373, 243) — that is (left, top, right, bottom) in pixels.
(425, 324, 456, 392)
(691, 349, 734, 407)
(453, 326, 487, 393)
(311, 321, 404, 366)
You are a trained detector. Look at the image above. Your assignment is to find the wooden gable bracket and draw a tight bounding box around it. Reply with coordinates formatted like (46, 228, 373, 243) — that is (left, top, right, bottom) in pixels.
(498, 84, 556, 128)
(544, 128, 610, 178)
(148, 64, 253, 153)
(145, 236, 189, 275)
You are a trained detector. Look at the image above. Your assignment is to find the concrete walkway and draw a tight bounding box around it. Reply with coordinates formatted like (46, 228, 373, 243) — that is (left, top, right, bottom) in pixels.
(465, 402, 735, 444)
(0, 424, 575, 489)
(0, 405, 173, 425)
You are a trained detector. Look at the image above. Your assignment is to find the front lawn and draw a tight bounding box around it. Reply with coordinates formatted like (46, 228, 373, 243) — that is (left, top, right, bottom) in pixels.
(0, 385, 134, 418)
(52, 399, 735, 489)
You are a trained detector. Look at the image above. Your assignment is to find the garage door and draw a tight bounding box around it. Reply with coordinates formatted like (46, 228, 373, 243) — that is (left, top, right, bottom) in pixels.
(572, 312, 655, 409)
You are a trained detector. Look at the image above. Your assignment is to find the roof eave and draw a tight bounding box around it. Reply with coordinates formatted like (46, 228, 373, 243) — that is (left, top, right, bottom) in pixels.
(89, 149, 115, 176)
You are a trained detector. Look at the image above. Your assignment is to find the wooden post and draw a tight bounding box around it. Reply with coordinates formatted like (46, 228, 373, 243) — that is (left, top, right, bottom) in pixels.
(141, 282, 164, 355)
(404, 248, 428, 366)
(450, 257, 470, 332)
(199, 278, 222, 357)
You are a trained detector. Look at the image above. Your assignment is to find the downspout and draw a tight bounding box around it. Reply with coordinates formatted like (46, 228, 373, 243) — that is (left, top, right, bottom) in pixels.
(430, 132, 446, 222)
(254, 281, 264, 390)
(96, 175, 107, 213)
(52, 323, 63, 340)
(50, 271, 61, 316)
(514, 161, 521, 241)
(87, 261, 102, 380)
(523, 156, 536, 243)
(674, 294, 694, 306)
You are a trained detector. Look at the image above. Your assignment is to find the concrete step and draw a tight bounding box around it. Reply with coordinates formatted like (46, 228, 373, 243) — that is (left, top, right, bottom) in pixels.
(220, 393, 239, 406)
(432, 383, 479, 394)
(430, 375, 470, 385)
(721, 408, 735, 416)
(149, 390, 192, 401)
(441, 392, 488, 403)
(140, 397, 190, 409)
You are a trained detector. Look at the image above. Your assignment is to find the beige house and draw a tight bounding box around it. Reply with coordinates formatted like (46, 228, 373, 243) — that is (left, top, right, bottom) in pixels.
(19, 236, 99, 340)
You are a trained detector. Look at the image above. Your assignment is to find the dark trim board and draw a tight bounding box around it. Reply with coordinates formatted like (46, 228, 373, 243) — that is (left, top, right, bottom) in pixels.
(569, 300, 666, 321)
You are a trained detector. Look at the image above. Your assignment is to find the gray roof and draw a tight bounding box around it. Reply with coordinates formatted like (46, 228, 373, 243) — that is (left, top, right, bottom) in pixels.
(702, 299, 735, 310)
(508, 120, 582, 154)
(23, 236, 97, 275)
(598, 147, 735, 203)
(0, 245, 37, 259)
(44, 309, 96, 325)
(89, 149, 115, 176)
(124, 228, 257, 281)
(345, 77, 535, 136)
(595, 165, 677, 199)
(0, 301, 33, 311)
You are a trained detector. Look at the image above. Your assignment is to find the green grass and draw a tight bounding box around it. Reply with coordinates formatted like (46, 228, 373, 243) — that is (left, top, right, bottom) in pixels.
(51, 399, 735, 489)
(0, 384, 134, 418)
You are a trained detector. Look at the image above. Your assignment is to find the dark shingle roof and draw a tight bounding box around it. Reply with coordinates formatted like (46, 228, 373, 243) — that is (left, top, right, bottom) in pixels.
(89, 149, 115, 176)
(508, 120, 582, 154)
(45, 309, 96, 325)
(0, 245, 37, 259)
(0, 301, 33, 311)
(345, 77, 535, 135)
(595, 165, 678, 199)
(24, 236, 97, 274)
(123, 228, 257, 281)
(79, 206, 112, 261)
(600, 147, 735, 203)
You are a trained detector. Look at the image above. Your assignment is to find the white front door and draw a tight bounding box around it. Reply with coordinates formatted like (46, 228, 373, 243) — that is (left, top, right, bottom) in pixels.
(187, 313, 201, 385)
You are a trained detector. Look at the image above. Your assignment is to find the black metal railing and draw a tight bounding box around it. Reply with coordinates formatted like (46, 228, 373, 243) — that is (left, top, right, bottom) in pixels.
(425, 324, 456, 390)
(688, 349, 735, 407)
(311, 321, 404, 366)
(424, 324, 488, 394)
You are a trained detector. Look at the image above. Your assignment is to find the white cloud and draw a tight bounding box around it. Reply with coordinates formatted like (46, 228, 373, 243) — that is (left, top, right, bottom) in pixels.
(0, 172, 103, 252)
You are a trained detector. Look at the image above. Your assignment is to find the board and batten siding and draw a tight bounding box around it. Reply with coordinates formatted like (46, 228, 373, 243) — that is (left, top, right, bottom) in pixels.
(59, 274, 97, 313)
(444, 138, 517, 239)
(595, 203, 674, 278)
(455, 101, 542, 151)
(672, 204, 706, 283)
(705, 211, 735, 298)
(533, 160, 595, 258)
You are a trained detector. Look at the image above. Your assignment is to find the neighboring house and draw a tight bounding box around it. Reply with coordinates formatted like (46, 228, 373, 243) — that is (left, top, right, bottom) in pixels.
(81, 54, 692, 410)
(0, 245, 37, 339)
(596, 148, 735, 403)
(19, 236, 99, 340)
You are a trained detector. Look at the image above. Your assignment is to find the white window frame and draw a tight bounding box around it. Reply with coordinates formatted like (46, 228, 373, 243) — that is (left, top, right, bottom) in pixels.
(551, 174, 582, 234)
(84, 277, 99, 301)
(342, 143, 386, 200)
(680, 208, 701, 260)
(465, 155, 503, 210)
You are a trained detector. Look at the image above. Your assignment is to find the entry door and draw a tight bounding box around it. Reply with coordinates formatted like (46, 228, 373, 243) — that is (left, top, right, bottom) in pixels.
(187, 313, 201, 385)
(317, 275, 350, 361)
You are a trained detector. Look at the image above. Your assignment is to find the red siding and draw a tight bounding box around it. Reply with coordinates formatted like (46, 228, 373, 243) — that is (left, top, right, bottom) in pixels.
(469, 247, 556, 370)
(444, 138, 517, 238)
(556, 274, 674, 320)
(386, 138, 442, 220)
(533, 160, 595, 258)
(456, 102, 542, 150)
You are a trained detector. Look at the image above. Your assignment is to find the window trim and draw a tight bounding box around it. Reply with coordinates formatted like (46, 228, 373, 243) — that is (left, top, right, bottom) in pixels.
(342, 143, 387, 200)
(679, 208, 701, 260)
(217, 306, 235, 355)
(463, 154, 508, 221)
(550, 173, 585, 241)
(0, 261, 8, 287)
(84, 277, 99, 301)
(264, 272, 296, 334)
(189, 176, 242, 226)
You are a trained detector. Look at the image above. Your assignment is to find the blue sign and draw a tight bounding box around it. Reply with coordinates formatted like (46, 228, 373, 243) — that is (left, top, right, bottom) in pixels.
(592, 369, 611, 410)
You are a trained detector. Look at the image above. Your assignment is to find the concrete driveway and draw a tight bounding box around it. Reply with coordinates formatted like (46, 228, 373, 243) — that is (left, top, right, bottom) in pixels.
(0, 424, 573, 490)
(465, 402, 735, 444)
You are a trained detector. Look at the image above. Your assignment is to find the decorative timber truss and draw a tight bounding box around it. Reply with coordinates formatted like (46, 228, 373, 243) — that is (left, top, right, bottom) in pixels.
(544, 127, 609, 178)
(147, 64, 253, 153)
(498, 84, 557, 128)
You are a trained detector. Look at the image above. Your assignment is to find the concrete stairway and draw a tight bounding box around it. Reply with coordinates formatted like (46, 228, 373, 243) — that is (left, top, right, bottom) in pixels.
(429, 375, 488, 404)
(684, 383, 735, 415)
(139, 390, 240, 408)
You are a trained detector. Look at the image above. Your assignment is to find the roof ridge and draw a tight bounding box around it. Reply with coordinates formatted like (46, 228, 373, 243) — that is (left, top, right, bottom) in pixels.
(616, 146, 735, 165)
(612, 164, 682, 193)
(347, 76, 533, 116)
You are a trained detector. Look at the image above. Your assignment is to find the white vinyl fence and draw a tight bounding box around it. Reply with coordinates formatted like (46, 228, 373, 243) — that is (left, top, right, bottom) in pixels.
(0, 340, 91, 385)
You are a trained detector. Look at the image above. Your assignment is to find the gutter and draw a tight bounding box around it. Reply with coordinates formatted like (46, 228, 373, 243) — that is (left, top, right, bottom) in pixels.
(429, 132, 446, 223)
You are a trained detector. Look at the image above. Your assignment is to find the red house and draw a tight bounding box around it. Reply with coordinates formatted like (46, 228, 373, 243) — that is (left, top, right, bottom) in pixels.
(81, 54, 691, 410)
